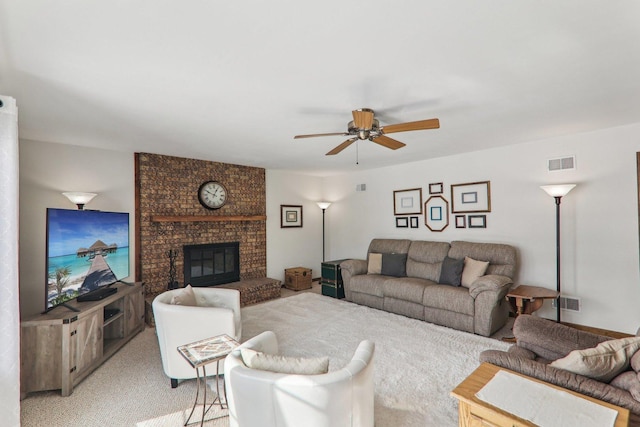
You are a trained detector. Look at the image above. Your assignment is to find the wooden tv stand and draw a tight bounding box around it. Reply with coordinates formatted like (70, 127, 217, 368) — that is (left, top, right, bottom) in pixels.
(21, 281, 145, 397)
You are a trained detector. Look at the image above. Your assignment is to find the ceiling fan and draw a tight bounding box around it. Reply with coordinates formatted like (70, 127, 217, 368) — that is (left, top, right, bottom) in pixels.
(294, 108, 440, 155)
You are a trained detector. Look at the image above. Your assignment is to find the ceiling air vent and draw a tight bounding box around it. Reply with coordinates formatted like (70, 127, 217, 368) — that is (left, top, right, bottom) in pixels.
(547, 156, 576, 172)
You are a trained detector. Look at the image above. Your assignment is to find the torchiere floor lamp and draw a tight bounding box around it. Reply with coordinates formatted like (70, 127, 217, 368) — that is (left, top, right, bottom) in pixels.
(317, 202, 331, 262)
(540, 184, 576, 323)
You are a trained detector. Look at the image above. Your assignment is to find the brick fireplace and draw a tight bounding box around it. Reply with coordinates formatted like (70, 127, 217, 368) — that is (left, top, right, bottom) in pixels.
(183, 242, 240, 287)
(135, 153, 267, 298)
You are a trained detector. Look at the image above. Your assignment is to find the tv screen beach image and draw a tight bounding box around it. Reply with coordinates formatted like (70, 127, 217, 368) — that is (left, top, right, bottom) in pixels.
(46, 209, 129, 309)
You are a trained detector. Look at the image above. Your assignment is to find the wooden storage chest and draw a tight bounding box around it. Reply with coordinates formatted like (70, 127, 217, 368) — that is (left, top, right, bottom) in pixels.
(321, 259, 348, 299)
(284, 267, 312, 291)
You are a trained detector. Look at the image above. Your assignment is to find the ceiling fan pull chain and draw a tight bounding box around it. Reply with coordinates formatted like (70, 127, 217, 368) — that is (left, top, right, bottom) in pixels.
(356, 140, 359, 165)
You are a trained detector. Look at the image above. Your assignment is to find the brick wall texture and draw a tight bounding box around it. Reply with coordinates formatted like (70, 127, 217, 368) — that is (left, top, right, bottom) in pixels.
(136, 153, 266, 297)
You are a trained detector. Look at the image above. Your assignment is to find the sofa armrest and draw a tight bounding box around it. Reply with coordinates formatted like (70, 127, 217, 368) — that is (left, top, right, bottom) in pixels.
(513, 314, 610, 361)
(340, 259, 367, 301)
(468, 274, 513, 299)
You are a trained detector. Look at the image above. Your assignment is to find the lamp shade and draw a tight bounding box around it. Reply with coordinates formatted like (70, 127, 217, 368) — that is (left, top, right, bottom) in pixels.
(63, 192, 97, 208)
(540, 184, 576, 198)
(317, 202, 332, 210)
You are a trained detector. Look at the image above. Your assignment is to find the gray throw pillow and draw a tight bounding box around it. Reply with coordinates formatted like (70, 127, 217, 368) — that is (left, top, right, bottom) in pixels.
(381, 253, 407, 277)
(439, 256, 464, 286)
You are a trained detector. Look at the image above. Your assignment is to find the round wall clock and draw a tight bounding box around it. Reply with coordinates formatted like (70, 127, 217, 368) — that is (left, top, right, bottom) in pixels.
(198, 181, 228, 210)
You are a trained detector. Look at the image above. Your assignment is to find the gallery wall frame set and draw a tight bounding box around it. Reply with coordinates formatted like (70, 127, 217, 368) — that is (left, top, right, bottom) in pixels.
(280, 205, 303, 228)
(455, 214, 487, 229)
(451, 181, 491, 213)
(393, 188, 423, 215)
(424, 195, 449, 232)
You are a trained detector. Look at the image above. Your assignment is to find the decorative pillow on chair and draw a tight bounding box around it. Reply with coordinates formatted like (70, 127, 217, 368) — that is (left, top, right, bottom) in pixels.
(549, 336, 640, 382)
(461, 256, 489, 288)
(170, 285, 197, 306)
(381, 253, 407, 277)
(610, 371, 640, 401)
(368, 253, 382, 274)
(439, 256, 464, 287)
(240, 348, 329, 375)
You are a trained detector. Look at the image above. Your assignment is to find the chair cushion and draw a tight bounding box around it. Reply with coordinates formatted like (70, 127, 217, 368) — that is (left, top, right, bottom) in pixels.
(549, 336, 640, 382)
(461, 256, 489, 288)
(439, 256, 464, 286)
(240, 348, 329, 375)
(170, 285, 197, 306)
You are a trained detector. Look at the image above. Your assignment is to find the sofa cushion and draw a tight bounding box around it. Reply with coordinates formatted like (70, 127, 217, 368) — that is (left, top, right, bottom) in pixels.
(439, 256, 464, 286)
(381, 253, 407, 277)
(449, 241, 517, 278)
(549, 336, 640, 382)
(350, 274, 390, 298)
(422, 284, 474, 315)
(610, 371, 640, 402)
(367, 253, 382, 274)
(241, 348, 329, 375)
(382, 277, 436, 304)
(405, 241, 451, 282)
(170, 285, 197, 306)
(461, 256, 489, 288)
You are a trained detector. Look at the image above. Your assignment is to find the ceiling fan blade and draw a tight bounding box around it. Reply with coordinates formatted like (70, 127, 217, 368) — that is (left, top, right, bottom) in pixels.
(352, 108, 375, 130)
(326, 138, 357, 155)
(294, 132, 349, 139)
(381, 118, 440, 134)
(371, 135, 406, 150)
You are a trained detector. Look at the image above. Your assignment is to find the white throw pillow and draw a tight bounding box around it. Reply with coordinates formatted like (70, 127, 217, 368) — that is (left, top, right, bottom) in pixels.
(170, 285, 197, 306)
(240, 348, 329, 375)
(461, 256, 489, 288)
(368, 253, 382, 274)
(549, 336, 640, 382)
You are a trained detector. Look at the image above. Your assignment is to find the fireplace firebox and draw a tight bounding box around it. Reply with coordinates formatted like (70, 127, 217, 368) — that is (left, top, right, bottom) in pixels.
(183, 242, 240, 287)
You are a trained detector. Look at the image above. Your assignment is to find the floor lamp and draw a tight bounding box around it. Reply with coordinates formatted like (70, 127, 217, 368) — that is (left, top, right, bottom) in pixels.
(317, 202, 331, 262)
(540, 184, 576, 323)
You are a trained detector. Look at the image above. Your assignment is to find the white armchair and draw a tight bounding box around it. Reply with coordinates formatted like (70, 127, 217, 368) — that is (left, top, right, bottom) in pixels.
(224, 331, 375, 427)
(152, 286, 241, 388)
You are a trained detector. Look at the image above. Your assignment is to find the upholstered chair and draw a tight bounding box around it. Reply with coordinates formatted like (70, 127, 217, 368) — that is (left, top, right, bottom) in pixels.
(152, 286, 241, 388)
(224, 331, 375, 427)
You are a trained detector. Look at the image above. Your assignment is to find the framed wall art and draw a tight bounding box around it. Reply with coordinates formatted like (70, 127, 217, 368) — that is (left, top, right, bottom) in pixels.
(428, 182, 443, 194)
(451, 181, 491, 213)
(396, 217, 409, 228)
(468, 215, 487, 228)
(455, 215, 466, 229)
(393, 188, 423, 215)
(424, 195, 449, 232)
(410, 216, 419, 228)
(280, 205, 303, 228)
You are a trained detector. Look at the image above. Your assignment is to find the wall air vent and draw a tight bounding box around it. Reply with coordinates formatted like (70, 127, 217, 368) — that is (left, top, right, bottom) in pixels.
(547, 156, 576, 172)
(356, 183, 366, 192)
(551, 296, 581, 312)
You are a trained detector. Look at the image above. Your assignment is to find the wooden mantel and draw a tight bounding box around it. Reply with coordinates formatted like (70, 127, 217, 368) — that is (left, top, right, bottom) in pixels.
(151, 215, 266, 223)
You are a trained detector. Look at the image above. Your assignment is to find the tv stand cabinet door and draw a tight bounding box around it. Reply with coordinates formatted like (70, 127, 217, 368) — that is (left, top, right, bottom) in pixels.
(124, 286, 144, 337)
(70, 310, 103, 389)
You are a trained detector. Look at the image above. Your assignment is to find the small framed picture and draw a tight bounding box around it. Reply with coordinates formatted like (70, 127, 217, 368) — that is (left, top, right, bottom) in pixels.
(451, 181, 491, 213)
(280, 205, 303, 228)
(393, 188, 423, 215)
(410, 216, 419, 228)
(429, 182, 443, 194)
(424, 195, 449, 232)
(468, 215, 487, 229)
(455, 215, 466, 229)
(396, 217, 409, 228)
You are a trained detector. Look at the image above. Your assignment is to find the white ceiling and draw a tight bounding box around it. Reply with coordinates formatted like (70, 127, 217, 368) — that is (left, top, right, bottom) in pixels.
(2, 1, 640, 176)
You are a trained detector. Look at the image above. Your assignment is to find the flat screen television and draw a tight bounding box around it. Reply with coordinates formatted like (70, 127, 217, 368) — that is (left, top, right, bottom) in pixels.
(46, 208, 130, 310)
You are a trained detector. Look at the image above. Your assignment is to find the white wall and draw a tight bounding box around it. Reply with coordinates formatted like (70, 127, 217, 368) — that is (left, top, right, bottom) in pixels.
(323, 123, 640, 334)
(265, 170, 325, 281)
(19, 140, 135, 319)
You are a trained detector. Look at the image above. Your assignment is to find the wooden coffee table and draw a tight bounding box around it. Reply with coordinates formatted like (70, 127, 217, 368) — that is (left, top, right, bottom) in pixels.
(451, 363, 630, 427)
(507, 285, 559, 316)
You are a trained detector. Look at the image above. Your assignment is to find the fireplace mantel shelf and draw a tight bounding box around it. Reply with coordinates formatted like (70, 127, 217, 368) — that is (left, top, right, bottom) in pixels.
(151, 215, 266, 223)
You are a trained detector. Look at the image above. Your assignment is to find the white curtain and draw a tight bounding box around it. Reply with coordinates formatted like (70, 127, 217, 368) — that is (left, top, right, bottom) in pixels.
(0, 95, 21, 426)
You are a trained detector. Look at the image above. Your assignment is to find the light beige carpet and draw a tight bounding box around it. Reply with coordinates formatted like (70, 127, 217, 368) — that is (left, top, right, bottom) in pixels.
(21, 293, 510, 426)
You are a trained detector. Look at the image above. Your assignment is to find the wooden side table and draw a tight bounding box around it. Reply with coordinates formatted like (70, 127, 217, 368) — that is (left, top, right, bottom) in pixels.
(451, 363, 630, 427)
(507, 285, 559, 316)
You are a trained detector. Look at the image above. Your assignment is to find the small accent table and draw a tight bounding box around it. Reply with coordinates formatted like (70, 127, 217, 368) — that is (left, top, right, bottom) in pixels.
(507, 285, 559, 316)
(177, 334, 240, 426)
